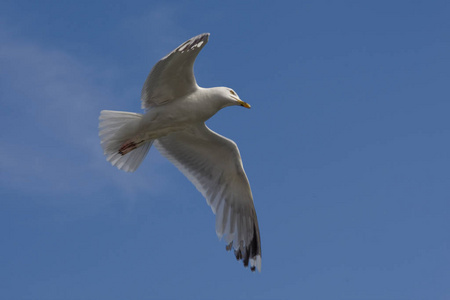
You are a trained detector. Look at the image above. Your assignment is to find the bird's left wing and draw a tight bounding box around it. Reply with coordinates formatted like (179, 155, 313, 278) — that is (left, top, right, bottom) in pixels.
(154, 123, 262, 271)
(141, 33, 209, 110)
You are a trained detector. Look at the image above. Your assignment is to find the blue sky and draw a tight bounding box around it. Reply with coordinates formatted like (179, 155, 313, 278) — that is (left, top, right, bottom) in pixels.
(1, 1, 449, 299)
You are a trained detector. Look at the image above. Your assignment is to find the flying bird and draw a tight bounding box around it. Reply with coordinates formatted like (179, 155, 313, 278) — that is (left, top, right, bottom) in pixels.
(99, 33, 261, 272)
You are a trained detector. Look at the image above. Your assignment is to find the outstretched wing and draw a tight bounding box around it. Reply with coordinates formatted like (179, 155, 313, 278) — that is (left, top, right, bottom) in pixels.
(141, 33, 209, 110)
(154, 124, 262, 272)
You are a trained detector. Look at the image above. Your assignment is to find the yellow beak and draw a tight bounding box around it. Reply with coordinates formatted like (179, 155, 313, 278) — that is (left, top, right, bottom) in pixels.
(237, 99, 251, 109)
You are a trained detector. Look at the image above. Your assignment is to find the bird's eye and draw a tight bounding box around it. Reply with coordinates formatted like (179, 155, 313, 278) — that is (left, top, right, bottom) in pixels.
(230, 90, 237, 96)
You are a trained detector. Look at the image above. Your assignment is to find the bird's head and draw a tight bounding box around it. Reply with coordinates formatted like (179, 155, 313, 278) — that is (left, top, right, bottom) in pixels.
(229, 88, 251, 108)
(215, 87, 251, 109)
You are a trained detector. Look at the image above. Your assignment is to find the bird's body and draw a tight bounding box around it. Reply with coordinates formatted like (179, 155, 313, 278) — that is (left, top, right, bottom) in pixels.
(99, 33, 261, 272)
(141, 87, 236, 136)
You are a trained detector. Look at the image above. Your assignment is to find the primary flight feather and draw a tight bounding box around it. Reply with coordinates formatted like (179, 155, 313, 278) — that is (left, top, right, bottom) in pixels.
(99, 33, 261, 272)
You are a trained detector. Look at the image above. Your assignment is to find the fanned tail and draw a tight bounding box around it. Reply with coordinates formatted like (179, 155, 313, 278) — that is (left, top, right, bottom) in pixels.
(98, 110, 152, 172)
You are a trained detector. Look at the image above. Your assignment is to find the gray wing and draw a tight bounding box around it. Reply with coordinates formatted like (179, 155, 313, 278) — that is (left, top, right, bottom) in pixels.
(154, 124, 262, 272)
(141, 33, 209, 110)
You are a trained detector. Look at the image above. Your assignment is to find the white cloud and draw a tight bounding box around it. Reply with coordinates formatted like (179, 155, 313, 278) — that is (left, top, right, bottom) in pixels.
(0, 26, 171, 205)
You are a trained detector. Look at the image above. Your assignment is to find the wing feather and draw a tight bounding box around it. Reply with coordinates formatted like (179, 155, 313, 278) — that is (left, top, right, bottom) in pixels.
(154, 124, 262, 271)
(141, 33, 209, 110)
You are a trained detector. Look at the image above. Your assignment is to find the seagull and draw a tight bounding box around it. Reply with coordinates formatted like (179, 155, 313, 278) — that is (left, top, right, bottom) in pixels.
(99, 33, 261, 272)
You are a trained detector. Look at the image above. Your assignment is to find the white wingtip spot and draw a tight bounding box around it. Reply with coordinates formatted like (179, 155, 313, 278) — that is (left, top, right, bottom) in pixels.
(179, 44, 188, 52)
(250, 255, 262, 272)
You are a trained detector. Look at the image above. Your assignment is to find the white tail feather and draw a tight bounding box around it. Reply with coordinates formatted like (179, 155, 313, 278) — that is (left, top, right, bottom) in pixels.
(99, 110, 152, 172)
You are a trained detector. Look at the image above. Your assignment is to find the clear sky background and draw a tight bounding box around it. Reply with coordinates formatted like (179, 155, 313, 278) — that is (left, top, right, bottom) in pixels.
(1, 1, 449, 299)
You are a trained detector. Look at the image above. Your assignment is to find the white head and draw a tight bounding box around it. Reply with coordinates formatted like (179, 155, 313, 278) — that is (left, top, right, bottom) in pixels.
(214, 87, 251, 109)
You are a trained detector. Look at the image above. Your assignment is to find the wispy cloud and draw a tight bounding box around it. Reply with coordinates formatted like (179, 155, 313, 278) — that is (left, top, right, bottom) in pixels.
(0, 24, 172, 206)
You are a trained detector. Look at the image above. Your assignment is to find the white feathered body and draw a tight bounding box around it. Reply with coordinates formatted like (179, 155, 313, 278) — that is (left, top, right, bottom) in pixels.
(139, 87, 233, 138)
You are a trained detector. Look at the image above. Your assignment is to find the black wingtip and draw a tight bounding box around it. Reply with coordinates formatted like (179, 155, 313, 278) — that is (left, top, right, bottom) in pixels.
(227, 224, 261, 272)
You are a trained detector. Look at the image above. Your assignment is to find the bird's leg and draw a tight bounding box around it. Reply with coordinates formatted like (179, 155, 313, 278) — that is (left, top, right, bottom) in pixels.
(118, 139, 144, 155)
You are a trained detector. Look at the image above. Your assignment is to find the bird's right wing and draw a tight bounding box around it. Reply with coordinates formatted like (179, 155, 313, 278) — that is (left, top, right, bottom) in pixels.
(141, 33, 209, 110)
(154, 123, 261, 271)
